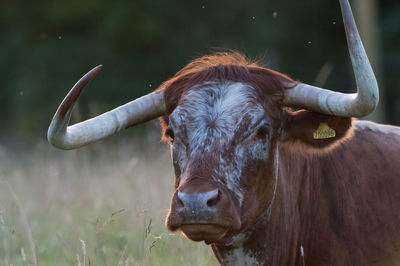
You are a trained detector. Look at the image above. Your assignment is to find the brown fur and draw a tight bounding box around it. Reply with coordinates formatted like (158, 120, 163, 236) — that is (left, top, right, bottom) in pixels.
(266, 124, 400, 265)
(157, 52, 400, 265)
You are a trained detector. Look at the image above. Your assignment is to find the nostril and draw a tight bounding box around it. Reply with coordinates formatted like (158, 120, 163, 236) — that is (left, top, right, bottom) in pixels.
(206, 189, 221, 207)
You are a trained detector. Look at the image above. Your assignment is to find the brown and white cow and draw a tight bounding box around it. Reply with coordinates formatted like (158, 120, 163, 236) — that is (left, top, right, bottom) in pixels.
(48, 0, 400, 265)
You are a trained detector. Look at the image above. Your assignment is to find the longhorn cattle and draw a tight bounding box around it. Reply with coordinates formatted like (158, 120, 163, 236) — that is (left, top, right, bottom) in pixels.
(48, 0, 400, 265)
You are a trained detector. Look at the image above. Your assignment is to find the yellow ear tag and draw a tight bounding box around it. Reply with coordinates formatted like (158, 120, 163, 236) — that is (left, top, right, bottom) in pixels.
(313, 122, 336, 139)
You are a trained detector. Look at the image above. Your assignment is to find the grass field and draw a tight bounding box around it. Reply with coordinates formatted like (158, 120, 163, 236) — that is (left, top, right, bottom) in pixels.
(0, 130, 218, 266)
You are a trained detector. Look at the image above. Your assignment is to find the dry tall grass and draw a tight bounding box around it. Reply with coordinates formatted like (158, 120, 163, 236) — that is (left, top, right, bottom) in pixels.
(0, 129, 218, 266)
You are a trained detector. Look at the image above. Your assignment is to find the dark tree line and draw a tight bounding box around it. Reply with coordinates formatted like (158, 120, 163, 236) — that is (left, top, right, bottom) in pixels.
(0, 0, 399, 142)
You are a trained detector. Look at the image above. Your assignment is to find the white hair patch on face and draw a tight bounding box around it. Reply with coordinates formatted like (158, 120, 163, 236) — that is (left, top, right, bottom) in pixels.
(169, 82, 271, 205)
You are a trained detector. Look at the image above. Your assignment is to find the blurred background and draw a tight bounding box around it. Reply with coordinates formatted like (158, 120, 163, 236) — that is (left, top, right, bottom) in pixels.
(1, 0, 399, 142)
(0, 0, 399, 265)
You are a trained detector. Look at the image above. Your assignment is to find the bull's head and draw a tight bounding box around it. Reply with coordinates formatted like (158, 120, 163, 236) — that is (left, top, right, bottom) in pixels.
(160, 76, 285, 244)
(48, 0, 378, 246)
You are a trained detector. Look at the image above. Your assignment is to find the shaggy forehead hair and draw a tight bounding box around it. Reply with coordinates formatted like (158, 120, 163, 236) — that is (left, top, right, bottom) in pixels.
(171, 81, 265, 153)
(158, 51, 296, 133)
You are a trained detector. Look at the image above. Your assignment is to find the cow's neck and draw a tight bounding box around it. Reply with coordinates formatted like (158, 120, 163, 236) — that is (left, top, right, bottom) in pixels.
(211, 191, 301, 265)
(211, 194, 283, 265)
(211, 148, 299, 266)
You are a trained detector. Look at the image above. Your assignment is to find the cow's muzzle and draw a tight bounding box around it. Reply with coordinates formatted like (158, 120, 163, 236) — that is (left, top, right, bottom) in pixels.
(166, 182, 241, 244)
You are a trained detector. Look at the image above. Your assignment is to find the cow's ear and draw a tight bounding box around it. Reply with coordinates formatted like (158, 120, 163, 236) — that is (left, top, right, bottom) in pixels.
(281, 109, 353, 149)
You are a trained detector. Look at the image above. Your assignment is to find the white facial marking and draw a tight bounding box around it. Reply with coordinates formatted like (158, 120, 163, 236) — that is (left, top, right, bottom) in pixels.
(169, 82, 270, 205)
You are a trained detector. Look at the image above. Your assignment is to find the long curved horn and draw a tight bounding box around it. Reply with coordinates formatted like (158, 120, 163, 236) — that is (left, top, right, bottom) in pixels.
(48, 65, 166, 150)
(283, 0, 379, 117)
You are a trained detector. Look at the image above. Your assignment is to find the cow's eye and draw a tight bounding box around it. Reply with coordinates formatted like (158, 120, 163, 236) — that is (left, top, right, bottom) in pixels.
(165, 127, 175, 142)
(255, 125, 269, 139)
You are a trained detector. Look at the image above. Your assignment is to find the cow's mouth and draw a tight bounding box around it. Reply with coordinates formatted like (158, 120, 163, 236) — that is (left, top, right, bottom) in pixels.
(180, 224, 228, 244)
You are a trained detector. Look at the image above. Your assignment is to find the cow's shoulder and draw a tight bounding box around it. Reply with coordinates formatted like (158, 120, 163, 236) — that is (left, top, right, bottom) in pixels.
(353, 119, 400, 138)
